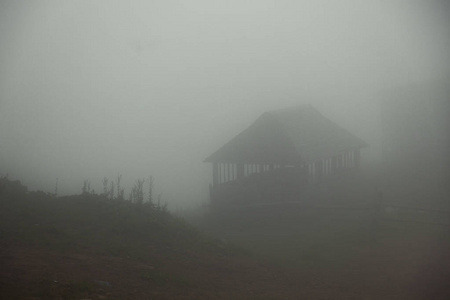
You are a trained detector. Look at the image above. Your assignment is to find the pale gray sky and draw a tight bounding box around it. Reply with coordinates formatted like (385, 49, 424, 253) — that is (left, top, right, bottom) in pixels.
(1, 1, 449, 207)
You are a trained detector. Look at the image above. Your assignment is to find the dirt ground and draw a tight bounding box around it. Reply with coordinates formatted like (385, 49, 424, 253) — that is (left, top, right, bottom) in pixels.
(2, 226, 450, 300)
(1, 242, 322, 300)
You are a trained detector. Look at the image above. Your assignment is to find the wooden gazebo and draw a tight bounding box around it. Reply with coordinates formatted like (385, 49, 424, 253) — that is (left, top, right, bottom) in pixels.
(205, 105, 367, 198)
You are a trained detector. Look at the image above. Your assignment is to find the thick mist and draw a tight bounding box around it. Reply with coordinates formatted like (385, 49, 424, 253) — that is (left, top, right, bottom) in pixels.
(1, 0, 449, 209)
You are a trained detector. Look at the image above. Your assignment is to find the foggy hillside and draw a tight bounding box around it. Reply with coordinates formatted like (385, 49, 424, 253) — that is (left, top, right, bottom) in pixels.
(1, 1, 449, 209)
(1, 1, 450, 299)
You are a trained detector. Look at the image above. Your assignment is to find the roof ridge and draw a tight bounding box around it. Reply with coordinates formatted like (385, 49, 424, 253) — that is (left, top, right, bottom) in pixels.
(267, 104, 315, 115)
(205, 105, 367, 163)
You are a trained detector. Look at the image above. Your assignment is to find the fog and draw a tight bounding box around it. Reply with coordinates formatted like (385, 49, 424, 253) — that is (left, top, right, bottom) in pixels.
(1, 0, 449, 209)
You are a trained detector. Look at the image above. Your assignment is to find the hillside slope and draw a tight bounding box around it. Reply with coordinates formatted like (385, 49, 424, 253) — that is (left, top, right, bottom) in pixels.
(0, 177, 310, 300)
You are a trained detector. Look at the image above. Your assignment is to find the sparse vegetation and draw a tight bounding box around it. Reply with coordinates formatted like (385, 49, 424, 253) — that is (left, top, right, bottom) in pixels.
(81, 179, 91, 195)
(1, 170, 450, 299)
(0, 176, 304, 299)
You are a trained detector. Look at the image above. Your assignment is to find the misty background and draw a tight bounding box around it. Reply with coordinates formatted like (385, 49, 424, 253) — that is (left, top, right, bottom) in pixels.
(1, 0, 449, 209)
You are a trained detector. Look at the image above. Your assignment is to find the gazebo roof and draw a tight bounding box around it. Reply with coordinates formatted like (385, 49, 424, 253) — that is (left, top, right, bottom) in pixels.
(205, 105, 367, 164)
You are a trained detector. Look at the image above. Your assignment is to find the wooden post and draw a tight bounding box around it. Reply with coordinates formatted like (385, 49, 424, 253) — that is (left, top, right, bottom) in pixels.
(344, 153, 347, 169)
(209, 183, 214, 202)
(323, 159, 326, 175)
(225, 163, 228, 182)
(354, 148, 360, 168)
(237, 163, 244, 179)
(348, 151, 353, 168)
(316, 160, 322, 180)
(212, 162, 218, 188)
(326, 158, 330, 175)
(348, 151, 352, 168)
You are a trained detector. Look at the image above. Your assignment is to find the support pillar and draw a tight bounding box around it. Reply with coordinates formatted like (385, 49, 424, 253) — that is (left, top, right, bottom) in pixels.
(316, 160, 322, 180)
(237, 163, 244, 179)
(213, 163, 218, 188)
(354, 148, 361, 168)
(224, 163, 228, 182)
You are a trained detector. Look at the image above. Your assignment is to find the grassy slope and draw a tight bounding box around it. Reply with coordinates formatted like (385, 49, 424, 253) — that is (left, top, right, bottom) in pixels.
(0, 178, 309, 300)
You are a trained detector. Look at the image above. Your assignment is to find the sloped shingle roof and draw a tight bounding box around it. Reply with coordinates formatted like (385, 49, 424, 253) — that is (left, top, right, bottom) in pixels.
(205, 105, 367, 164)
